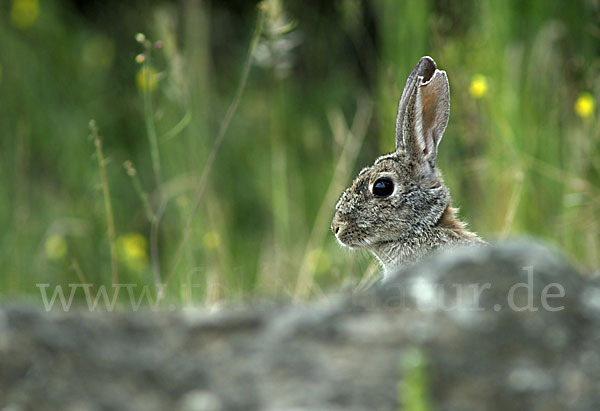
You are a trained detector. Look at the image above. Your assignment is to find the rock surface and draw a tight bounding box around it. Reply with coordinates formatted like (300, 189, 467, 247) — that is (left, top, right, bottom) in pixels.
(1, 241, 600, 410)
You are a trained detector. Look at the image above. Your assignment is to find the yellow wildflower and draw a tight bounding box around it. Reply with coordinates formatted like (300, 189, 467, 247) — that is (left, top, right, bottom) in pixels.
(135, 66, 159, 93)
(574, 92, 595, 119)
(11, 0, 39, 29)
(469, 74, 488, 99)
(203, 231, 221, 250)
(116, 233, 148, 271)
(45, 234, 67, 261)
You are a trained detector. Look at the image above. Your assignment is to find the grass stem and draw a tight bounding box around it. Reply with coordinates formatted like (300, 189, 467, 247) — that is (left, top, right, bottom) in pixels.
(160, 6, 266, 299)
(501, 170, 524, 237)
(142, 53, 162, 187)
(90, 120, 119, 285)
(123, 160, 154, 222)
(294, 96, 372, 299)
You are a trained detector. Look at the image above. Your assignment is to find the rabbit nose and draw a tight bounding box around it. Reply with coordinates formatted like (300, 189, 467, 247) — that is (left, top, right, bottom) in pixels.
(331, 215, 345, 236)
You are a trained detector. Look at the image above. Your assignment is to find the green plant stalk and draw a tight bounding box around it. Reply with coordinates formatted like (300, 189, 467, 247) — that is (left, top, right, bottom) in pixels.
(71, 259, 95, 305)
(123, 161, 154, 222)
(398, 347, 431, 411)
(123, 155, 164, 289)
(161, 6, 266, 299)
(294, 97, 372, 299)
(163, 110, 192, 141)
(151, 199, 166, 292)
(141, 45, 165, 291)
(269, 87, 290, 278)
(501, 169, 524, 237)
(90, 120, 119, 285)
(142, 53, 162, 186)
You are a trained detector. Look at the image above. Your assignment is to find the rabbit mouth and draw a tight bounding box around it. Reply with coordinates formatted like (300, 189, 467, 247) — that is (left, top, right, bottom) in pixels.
(334, 230, 353, 248)
(333, 228, 357, 248)
(337, 238, 364, 249)
(335, 229, 372, 249)
(332, 213, 374, 248)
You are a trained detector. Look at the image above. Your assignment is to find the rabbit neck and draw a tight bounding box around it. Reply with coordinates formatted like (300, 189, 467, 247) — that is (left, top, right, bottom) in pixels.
(371, 206, 482, 278)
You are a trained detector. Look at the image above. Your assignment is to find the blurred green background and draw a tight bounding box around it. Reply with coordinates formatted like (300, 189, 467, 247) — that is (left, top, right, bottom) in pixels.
(1, 0, 599, 305)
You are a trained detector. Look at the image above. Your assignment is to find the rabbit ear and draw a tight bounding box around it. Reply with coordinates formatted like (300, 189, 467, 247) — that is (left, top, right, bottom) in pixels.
(395, 57, 437, 150)
(395, 57, 450, 170)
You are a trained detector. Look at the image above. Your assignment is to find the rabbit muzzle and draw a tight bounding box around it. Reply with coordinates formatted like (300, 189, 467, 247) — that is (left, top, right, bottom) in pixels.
(331, 214, 345, 238)
(331, 212, 360, 248)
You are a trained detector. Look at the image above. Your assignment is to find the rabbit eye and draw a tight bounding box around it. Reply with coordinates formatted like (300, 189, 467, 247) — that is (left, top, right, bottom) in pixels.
(372, 177, 394, 198)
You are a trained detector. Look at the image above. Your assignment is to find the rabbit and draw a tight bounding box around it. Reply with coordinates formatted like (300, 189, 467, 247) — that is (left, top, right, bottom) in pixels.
(331, 56, 485, 278)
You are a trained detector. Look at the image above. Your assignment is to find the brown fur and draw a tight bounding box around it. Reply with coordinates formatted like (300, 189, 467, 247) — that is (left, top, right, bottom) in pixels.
(437, 206, 468, 233)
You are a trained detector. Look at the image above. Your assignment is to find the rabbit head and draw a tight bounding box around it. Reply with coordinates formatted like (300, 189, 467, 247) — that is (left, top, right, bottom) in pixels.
(332, 56, 465, 269)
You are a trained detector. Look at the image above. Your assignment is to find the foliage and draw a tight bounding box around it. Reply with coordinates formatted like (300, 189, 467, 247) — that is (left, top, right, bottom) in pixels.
(1, 0, 598, 305)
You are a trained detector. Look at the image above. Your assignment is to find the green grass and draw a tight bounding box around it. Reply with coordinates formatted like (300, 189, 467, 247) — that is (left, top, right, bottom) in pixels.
(0, 0, 598, 307)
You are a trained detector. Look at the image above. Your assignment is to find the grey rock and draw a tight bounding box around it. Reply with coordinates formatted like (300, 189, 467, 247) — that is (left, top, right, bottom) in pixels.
(1, 241, 599, 410)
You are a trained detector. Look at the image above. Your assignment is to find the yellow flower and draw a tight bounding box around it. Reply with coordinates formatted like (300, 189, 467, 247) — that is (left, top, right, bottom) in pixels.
(469, 74, 488, 99)
(135, 66, 159, 92)
(45, 235, 67, 261)
(117, 233, 148, 271)
(574, 92, 595, 119)
(11, 0, 39, 29)
(203, 231, 221, 250)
